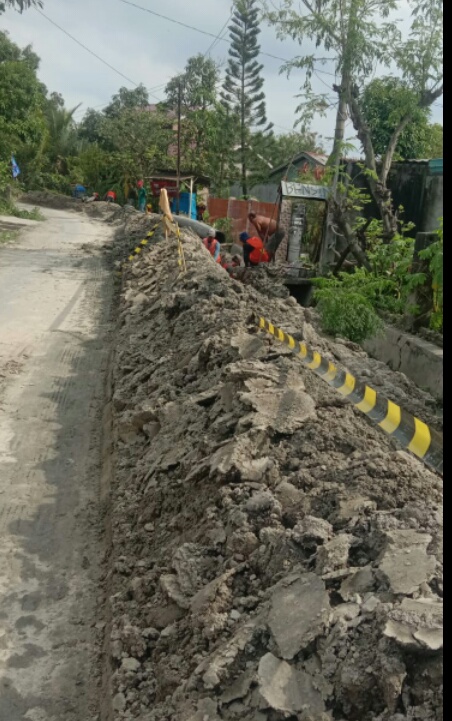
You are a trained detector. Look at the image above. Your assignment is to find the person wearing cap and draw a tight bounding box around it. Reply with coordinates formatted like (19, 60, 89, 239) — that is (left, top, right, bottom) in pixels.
(239, 231, 270, 267)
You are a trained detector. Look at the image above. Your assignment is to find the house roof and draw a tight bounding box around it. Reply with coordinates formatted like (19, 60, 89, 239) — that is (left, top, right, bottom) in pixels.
(269, 150, 329, 178)
(146, 170, 211, 186)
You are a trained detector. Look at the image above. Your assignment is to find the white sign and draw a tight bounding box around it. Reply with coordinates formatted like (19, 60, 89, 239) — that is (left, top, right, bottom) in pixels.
(281, 181, 330, 201)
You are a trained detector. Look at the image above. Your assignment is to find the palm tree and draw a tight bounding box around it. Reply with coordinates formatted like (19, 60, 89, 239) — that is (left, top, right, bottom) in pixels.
(44, 104, 84, 174)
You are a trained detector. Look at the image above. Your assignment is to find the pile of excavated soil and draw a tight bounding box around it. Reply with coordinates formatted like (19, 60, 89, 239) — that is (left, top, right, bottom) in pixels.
(20, 190, 126, 222)
(106, 220, 443, 721)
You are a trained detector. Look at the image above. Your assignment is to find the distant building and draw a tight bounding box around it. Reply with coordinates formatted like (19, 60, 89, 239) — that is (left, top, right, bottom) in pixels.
(267, 151, 329, 184)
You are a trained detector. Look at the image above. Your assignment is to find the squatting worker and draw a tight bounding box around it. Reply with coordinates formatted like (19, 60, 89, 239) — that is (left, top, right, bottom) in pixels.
(239, 232, 270, 267)
(105, 189, 117, 203)
(203, 235, 221, 263)
(248, 211, 277, 242)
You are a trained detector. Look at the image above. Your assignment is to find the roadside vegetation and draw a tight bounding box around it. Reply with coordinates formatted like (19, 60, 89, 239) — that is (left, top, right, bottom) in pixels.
(0, 229, 19, 244)
(0, 0, 442, 341)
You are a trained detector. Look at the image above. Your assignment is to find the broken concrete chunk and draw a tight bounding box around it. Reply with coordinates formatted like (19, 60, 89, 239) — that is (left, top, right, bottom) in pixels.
(130, 407, 157, 430)
(258, 653, 325, 715)
(245, 490, 281, 515)
(293, 515, 334, 545)
(240, 377, 316, 434)
(221, 669, 254, 704)
(340, 565, 375, 601)
(230, 332, 267, 359)
(384, 597, 443, 651)
(332, 603, 361, 624)
(160, 574, 191, 610)
(378, 530, 436, 595)
(274, 481, 304, 510)
(336, 495, 377, 522)
(188, 698, 221, 721)
(316, 534, 354, 575)
(210, 434, 271, 483)
(121, 657, 141, 672)
(172, 543, 204, 597)
(268, 573, 330, 660)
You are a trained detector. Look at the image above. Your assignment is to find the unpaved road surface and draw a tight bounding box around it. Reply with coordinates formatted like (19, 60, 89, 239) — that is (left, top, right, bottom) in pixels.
(0, 208, 113, 721)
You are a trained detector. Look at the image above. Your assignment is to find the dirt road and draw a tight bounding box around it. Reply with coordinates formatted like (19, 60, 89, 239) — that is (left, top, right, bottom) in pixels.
(0, 208, 113, 721)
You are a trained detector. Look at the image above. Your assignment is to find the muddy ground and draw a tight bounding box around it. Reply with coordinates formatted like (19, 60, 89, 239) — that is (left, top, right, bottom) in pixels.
(103, 211, 443, 721)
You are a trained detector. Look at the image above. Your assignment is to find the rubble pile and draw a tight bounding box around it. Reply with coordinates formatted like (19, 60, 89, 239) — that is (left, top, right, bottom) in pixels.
(107, 221, 443, 721)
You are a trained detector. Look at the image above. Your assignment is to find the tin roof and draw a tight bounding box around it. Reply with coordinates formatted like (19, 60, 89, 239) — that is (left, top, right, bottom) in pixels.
(269, 150, 329, 177)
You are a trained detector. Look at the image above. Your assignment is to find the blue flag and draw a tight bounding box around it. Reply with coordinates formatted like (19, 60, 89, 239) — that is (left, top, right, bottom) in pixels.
(11, 156, 20, 179)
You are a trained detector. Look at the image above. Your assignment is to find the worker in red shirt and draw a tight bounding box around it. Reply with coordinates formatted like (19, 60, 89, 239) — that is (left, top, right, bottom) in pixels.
(221, 254, 242, 275)
(203, 236, 221, 263)
(105, 190, 117, 203)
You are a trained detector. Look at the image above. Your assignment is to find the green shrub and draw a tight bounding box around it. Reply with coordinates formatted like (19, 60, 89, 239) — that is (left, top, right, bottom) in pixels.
(315, 285, 383, 343)
(419, 218, 443, 332)
(0, 199, 44, 221)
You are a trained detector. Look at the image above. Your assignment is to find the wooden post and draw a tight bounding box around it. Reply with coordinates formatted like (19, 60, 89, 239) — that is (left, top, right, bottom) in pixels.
(189, 177, 194, 220)
(176, 79, 182, 215)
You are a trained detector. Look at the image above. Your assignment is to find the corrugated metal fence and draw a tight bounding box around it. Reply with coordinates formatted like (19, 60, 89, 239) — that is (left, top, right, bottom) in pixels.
(207, 198, 278, 243)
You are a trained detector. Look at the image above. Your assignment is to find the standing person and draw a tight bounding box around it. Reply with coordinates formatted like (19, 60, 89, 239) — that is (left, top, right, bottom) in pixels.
(137, 180, 147, 213)
(203, 236, 221, 263)
(248, 211, 277, 243)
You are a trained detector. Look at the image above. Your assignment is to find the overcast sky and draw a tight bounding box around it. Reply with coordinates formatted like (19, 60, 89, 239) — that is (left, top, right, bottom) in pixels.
(1, 0, 443, 153)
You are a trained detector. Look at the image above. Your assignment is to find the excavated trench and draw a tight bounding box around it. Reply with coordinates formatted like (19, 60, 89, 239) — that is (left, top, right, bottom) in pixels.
(98, 209, 442, 721)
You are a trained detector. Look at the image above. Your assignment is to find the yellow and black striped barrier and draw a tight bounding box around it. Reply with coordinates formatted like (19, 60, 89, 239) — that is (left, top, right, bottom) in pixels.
(256, 316, 443, 474)
(127, 222, 162, 263)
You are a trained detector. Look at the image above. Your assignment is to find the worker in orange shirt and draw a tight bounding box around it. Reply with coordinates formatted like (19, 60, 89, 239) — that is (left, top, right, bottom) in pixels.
(239, 232, 270, 267)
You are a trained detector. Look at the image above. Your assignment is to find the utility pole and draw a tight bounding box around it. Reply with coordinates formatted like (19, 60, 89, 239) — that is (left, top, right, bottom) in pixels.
(176, 78, 182, 215)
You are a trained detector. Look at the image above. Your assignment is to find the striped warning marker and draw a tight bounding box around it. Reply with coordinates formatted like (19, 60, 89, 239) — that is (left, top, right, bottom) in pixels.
(121, 222, 162, 269)
(256, 316, 443, 474)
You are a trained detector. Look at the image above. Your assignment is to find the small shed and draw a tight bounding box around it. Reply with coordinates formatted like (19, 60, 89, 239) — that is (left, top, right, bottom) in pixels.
(268, 151, 329, 184)
(146, 171, 210, 220)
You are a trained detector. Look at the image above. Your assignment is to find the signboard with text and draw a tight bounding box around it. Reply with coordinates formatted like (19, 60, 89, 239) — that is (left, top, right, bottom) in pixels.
(281, 181, 331, 201)
(151, 179, 178, 197)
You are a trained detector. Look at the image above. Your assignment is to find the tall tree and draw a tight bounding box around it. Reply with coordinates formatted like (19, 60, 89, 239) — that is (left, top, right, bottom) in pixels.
(165, 55, 220, 174)
(0, 31, 46, 162)
(267, 0, 443, 255)
(222, 0, 273, 198)
(0, 0, 42, 12)
(44, 103, 83, 174)
(267, 131, 325, 169)
(104, 85, 150, 119)
(165, 55, 218, 114)
(360, 77, 442, 160)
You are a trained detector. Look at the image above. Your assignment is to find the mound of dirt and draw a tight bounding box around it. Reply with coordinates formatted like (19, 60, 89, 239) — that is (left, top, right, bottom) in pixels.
(20, 190, 84, 212)
(106, 221, 443, 721)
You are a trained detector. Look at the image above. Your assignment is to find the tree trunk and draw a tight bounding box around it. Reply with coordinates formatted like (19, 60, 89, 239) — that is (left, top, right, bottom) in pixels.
(347, 83, 444, 241)
(241, 65, 248, 198)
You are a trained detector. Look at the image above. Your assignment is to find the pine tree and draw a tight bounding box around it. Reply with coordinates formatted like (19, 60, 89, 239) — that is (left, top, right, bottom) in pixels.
(221, 0, 273, 198)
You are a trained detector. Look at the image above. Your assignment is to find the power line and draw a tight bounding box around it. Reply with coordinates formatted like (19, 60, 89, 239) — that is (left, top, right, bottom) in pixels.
(119, 0, 339, 78)
(35, 7, 163, 102)
(119, 0, 291, 64)
(204, 13, 233, 57)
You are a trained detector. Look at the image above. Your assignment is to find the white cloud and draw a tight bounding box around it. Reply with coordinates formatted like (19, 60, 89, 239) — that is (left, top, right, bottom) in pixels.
(1, 0, 442, 152)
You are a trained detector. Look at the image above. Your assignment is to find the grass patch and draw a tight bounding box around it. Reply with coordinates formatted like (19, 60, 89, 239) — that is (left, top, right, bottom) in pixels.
(0, 230, 19, 245)
(0, 201, 45, 221)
